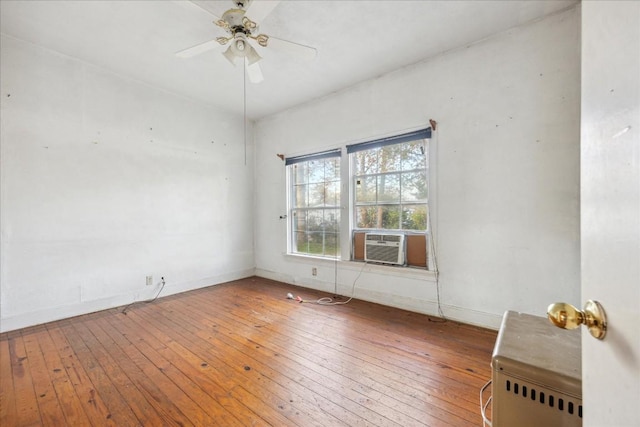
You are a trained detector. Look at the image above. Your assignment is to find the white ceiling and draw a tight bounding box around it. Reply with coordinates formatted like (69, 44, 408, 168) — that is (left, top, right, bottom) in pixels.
(0, 0, 578, 120)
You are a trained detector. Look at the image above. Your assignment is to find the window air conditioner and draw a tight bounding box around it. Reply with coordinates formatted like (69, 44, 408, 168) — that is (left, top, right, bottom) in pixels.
(364, 233, 405, 265)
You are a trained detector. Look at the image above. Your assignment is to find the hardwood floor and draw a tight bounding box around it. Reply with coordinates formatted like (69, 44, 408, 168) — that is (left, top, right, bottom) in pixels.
(1, 276, 497, 426)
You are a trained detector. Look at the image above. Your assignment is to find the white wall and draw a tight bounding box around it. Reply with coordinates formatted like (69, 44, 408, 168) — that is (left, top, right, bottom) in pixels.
(0, 35, 254, 332)
(254, 7, 581, 329)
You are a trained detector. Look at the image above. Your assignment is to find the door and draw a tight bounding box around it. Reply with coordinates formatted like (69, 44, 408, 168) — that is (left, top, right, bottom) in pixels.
(581, 2, 640, 426)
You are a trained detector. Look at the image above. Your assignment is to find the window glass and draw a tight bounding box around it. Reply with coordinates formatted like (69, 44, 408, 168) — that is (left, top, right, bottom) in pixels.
(287, 130, 430, 267)
(288, 155, 341, 258)
(352, 138, 428, 231)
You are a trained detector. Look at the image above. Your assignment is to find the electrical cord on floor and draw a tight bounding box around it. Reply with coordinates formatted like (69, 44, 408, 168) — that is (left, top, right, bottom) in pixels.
(288, 260, 366, 306)
(122, 276, 166, 315)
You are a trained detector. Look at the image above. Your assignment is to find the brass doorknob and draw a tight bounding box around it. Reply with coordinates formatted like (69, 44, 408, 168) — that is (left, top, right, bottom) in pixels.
(547, 300, 607, 340)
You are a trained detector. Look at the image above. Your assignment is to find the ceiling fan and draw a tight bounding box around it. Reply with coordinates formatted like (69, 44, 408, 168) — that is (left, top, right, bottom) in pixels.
(176, 0, 317, 83)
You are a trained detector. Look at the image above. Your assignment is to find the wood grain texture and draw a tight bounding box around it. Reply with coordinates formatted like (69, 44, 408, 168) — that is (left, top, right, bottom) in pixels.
(1, 276, 497, 426)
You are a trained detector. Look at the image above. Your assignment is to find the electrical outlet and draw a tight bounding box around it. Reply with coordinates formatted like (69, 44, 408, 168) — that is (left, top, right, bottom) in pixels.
(146, 275, 153, 286)
(312, 267, 317, 276)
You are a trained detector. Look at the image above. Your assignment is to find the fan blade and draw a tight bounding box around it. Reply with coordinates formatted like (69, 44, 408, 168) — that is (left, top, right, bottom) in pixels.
(176, 39, 222, 58)
(246, 60, 264, 84)
(245, 0, 281, 23)
(266, 36, 317, 61)
(186, 0, 222, 20)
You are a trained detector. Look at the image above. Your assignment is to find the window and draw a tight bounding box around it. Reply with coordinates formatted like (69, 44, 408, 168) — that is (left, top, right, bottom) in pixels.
(286, 150, 341, 258)
(351, 139, 428, 231)
(285, 127, 432, 268)
(348, 128, 431, 268)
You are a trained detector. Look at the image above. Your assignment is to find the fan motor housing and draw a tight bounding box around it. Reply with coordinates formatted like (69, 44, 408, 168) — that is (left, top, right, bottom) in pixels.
(222, 9, 247, 30)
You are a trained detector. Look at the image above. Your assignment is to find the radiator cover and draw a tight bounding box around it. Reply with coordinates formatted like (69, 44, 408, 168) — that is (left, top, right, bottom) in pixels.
(491, 311, 582, 427)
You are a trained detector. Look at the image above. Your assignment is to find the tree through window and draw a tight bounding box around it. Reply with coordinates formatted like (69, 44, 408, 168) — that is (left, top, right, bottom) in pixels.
(351, 133, 429, 232)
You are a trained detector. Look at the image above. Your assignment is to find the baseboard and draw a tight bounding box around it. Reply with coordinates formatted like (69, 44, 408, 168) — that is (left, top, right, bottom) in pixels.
(0, 268, 255, 333)
(255, 268, 502, 330)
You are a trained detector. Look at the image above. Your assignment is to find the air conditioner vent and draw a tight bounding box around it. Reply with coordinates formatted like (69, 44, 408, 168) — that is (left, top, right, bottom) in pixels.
(364, 233, 405, 265)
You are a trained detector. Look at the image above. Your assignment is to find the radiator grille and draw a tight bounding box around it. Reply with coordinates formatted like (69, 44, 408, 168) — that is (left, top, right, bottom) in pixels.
(505, 379, 582, 418)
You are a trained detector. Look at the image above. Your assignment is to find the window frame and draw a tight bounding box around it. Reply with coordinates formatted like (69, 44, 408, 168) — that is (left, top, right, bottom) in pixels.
(286, 149, 342, 259)
(285, 127, 433, 269)
(347, 129, 432, 268)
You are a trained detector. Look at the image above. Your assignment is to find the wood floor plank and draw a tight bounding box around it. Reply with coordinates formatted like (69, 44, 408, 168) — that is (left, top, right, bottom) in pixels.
(1, 276, 498, 426)
(8, 333, 43, 426)
(35, 327, 93, 426)
(0, 336, 18, 424)
(59, 320, 142, 426)
(21, 329, 68, 426)
(45, 324, 118, 426)
(97, 312, 250, 427)
(74, 317, 194, 426)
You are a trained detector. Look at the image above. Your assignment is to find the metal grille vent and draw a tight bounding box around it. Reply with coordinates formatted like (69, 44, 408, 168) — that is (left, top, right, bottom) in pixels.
(505, 380, 582, 419)
(364, 233, 405, 265)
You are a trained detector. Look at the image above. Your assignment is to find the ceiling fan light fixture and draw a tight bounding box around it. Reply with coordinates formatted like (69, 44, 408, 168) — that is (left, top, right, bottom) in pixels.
(245, 45, 262, 66)
(224, 33, 262, 66)
(177, 0, 315, 82)
(222, 46, 237, 65)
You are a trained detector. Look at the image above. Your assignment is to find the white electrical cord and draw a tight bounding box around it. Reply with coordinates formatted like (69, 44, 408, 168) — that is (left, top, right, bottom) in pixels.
(428, 126, 446, 321)
(288, 260, 366, 305)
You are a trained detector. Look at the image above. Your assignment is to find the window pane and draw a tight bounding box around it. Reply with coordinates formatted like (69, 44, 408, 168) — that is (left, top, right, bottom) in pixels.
(355, 175, 377, 203)
(293, 184, 308, 208)
(402, 205, 428, 231)
(292, 163, 308, 185)
(377, 173, 400, 202)
(401, 140, 427, 171)
(292, 210, 307, 232)
(308, 160, 325, 184)
(379, 205, 401, 229)
(324, 233, 339, 256)
(293, 231, 309, 254)
(326, 181, 340, 206)
(324, 209, 340, 232)
(308, 183, 325, 206)
(354, 148, 379, 175)
(356, 206, 378, 229)
(306, 231, 325, 255)
(326, 157, 340, 180)
(356, 205, 401, 229)
(307, 209, 324, 232)
(379, 145, 401, 172)
(401, 171, 428, 202)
